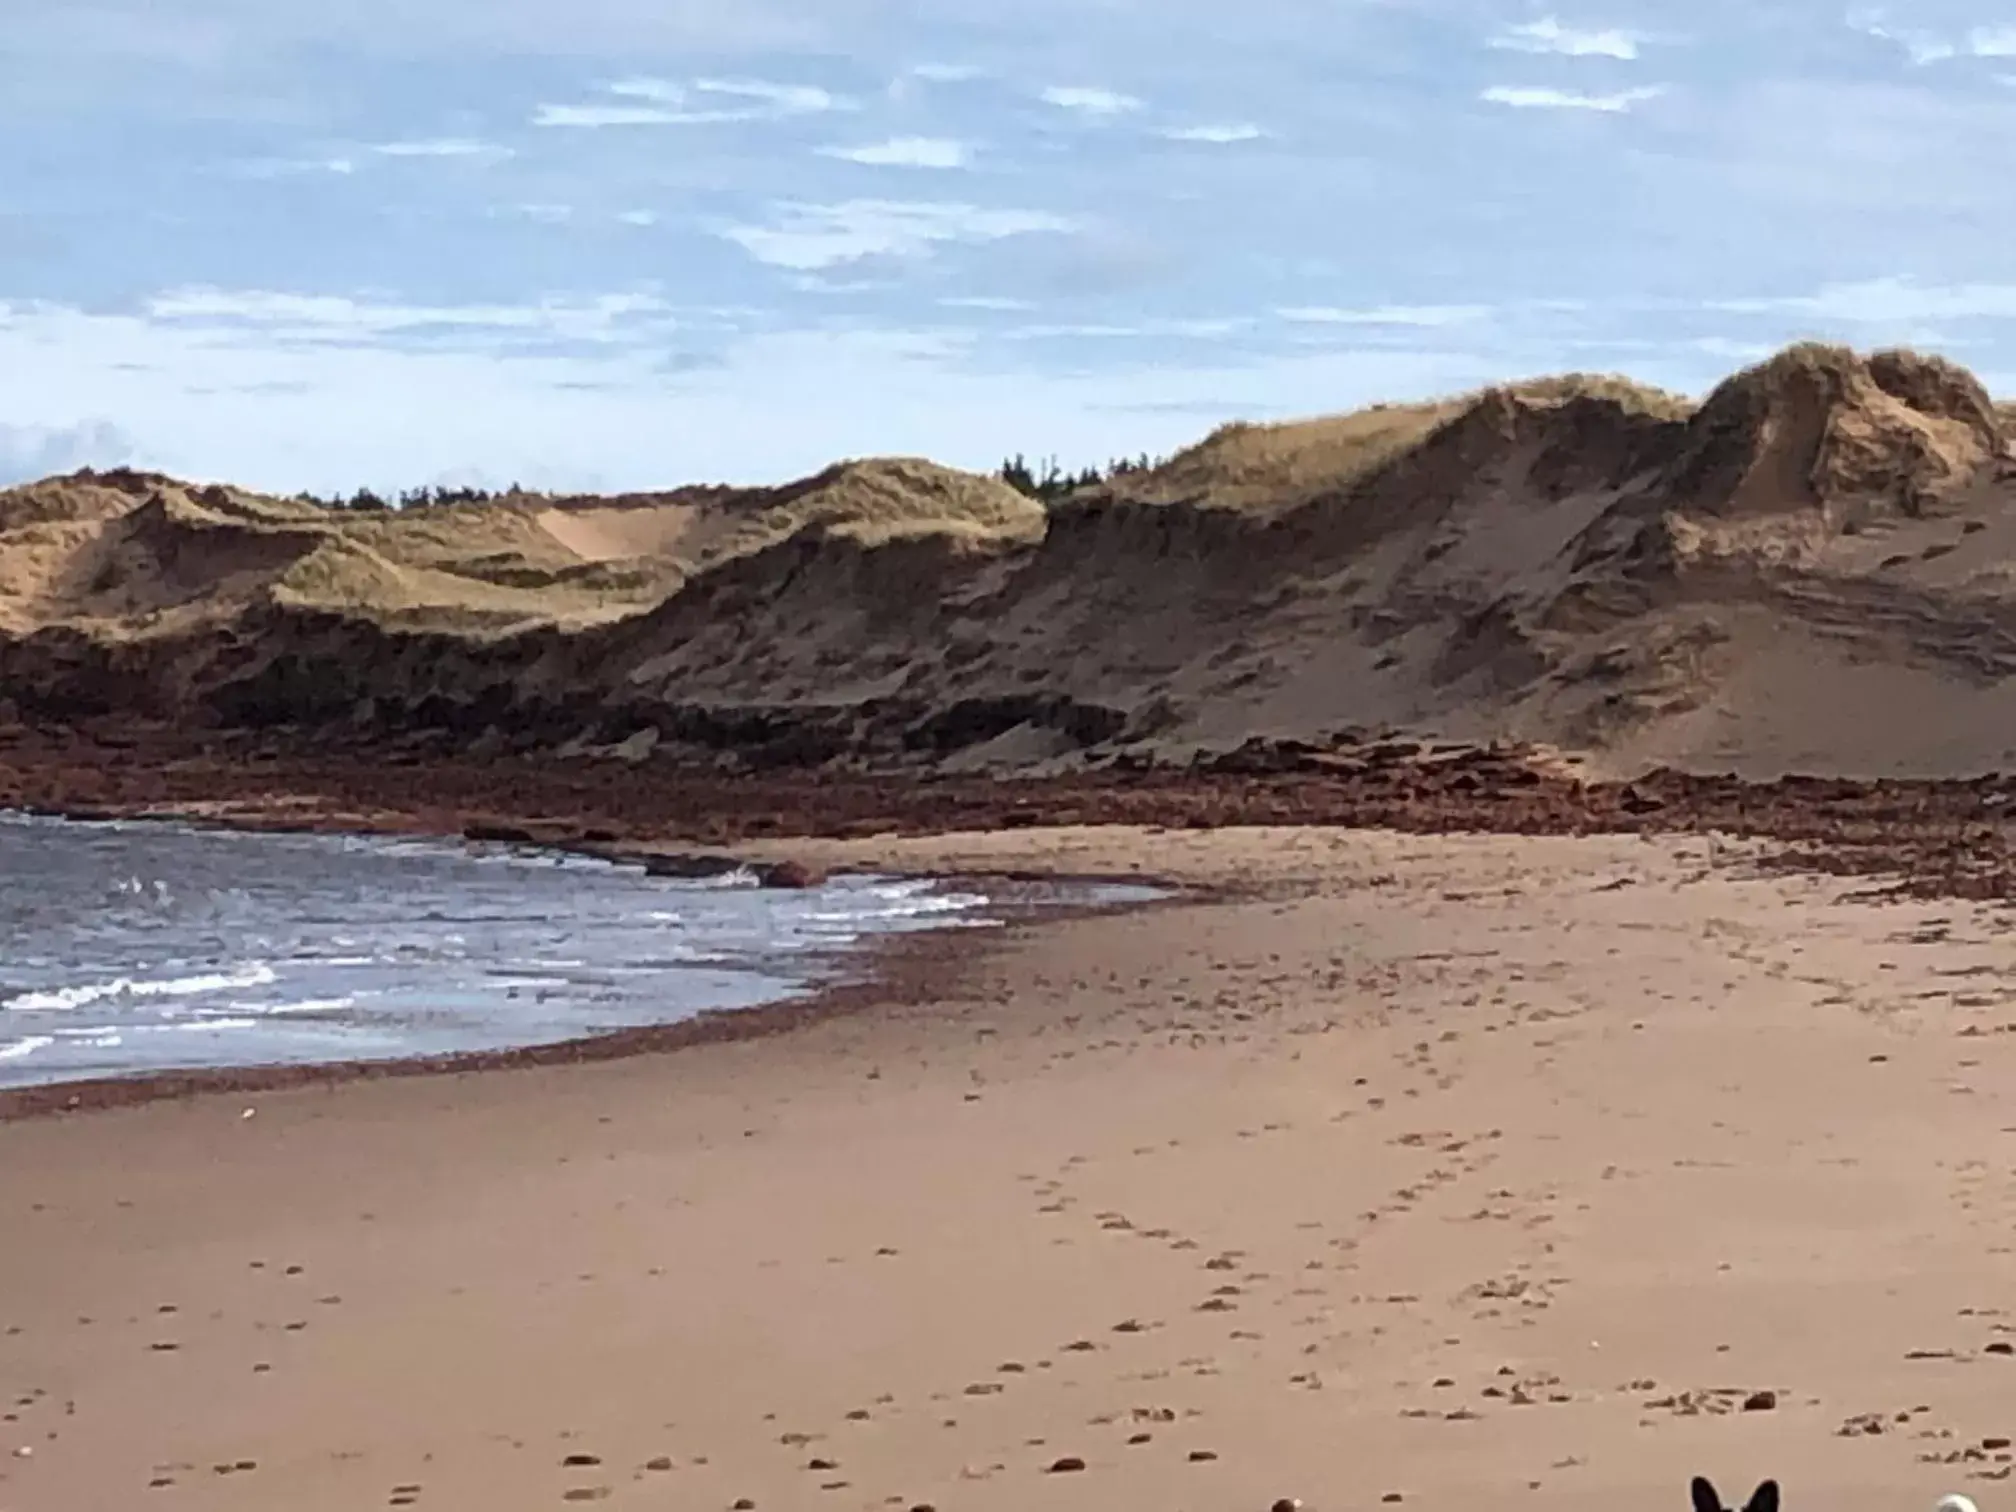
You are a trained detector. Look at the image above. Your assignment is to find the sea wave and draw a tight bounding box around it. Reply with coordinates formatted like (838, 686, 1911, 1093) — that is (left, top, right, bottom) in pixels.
(1, 962, 279, 1013)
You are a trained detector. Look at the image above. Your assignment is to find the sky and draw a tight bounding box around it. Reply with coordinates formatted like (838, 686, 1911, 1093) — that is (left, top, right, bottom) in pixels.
(6, 0, 2016, 493)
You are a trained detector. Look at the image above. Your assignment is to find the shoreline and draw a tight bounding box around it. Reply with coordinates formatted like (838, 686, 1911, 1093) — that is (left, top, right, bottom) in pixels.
(4, 725, 2011, 1121)
(0, 819, 1201, 1122)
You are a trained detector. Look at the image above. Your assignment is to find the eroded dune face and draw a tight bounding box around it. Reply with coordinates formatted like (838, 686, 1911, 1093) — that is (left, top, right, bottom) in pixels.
(6, 344, 2016, 780)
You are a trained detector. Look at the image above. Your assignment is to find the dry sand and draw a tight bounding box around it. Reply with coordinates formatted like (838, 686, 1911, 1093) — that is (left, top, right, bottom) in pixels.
(4, 825, 2014, 1511)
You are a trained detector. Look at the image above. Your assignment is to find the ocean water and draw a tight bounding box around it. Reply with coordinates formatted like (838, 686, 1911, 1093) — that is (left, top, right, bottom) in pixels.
(0, 812, 1150, 1090)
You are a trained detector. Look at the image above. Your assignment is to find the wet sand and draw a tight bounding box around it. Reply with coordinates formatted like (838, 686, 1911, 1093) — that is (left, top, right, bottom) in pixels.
(4, 824, 2015, 1512)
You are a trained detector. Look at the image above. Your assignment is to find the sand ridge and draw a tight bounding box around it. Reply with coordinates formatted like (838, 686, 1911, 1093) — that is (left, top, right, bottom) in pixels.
(8, 343, 2016, 777)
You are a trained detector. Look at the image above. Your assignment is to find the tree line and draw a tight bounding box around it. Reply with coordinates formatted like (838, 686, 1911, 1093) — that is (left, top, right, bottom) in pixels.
(994, 452, 1161, 502)
(291, 483, 523, 513)
(290, 453, 1167, 514)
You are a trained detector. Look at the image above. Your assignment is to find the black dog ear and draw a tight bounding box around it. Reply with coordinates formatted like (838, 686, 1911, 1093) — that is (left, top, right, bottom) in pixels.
(1692, 1477, 1725, 1512)
(1743, 1481, 1780, 1512)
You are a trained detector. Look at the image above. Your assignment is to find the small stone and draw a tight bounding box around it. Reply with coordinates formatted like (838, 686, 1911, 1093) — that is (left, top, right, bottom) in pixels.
(1188, 1449, 1220, 1462)
(1383, 1494, 1404, 1504)
(645, 1456, 674, 1471)
(1743, 1390, 1778, 1412)
(806, 1458, 839, 1471)
(561, 1454, 601, 1467)
(1271, 1500, 1304, 1512)
(1048, 1456, 1087, 1474)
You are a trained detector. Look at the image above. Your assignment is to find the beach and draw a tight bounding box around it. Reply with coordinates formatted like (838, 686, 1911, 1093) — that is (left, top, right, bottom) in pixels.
(5, 823, 2013, 1512)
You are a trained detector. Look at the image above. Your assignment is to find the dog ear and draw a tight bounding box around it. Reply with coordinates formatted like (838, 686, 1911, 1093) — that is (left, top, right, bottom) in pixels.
(1692, 1477, 1725, 1512)
(1743, 1480, 1780, 1512)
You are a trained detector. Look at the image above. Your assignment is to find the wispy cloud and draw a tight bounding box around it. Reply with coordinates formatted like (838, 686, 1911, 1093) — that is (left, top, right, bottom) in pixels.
(1481, 84, 1664, 111)
(144, 287, 670, 346)
(533, 104, 677, 128)
(909, 63, 983, 83)
(1004, 317, 1249, 340)
(692, 77, 841, 114)
(1971, 25, 2016, 57)
(1712, 276, 2016, 323)
(715, 200, 1075, 270)
(1040, 86, 1144, 117)
(1161, 122, 1267, 143)
(0, 420, 135, 485)
(1488, 17, 1644, 60)
(535, 75, 845, 129)
(817, 137, 972, 169)
(369, 137, 513, 160)
(1277, 304, 1494, 328)
(616, 209, 660, 227)
(1847, 10, 1958, 64)
(231, 156, 357, 179)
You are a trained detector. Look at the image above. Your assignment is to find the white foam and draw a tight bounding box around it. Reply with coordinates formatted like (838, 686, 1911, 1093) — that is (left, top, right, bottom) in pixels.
(0, 1035, 53, 1061)
(803, 892, 982, 923)
(673, 866, 760, 890)
(2, 962, 278, 1013)
(259, 997, 357, 1017)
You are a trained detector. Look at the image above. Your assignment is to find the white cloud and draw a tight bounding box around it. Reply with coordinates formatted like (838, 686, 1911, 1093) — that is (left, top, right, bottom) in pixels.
(616, 209, 660, 227)
(1847, 10, 1958, 64)
(694, 77, 840, 114)
(1481, 84, 1664, 111)
(141, 287, 672, 345)
(715, 200, 1075, 271)
(535, 75, 844, 128)
(1161, 122, 1267, 143)
(939, 296, 1036, 312)
(0, 294, 1522, 495)
(1712, 276, 2016, 323)
(910, 63, 984, 83)
(232, 156, 357, 178)
(369, 137, 513, 160)
(1691, 337, 1778, 362)
(1488, 16, 1643, 60)
(1006, 317, 1250, 340)
(817, 136, 972, 169)
(1040, 86, 1144, 117)
(1277, 304, 1494, 327)
(1970, 25, 2016, 56)
(0, 420, 136, 485)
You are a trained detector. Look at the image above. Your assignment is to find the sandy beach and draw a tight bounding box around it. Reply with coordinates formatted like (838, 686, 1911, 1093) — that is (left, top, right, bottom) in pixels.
(3, 823, 2013, 1512)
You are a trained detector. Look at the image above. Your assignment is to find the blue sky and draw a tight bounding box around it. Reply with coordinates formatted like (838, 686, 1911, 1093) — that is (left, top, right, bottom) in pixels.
(6, 0, 2016, 493)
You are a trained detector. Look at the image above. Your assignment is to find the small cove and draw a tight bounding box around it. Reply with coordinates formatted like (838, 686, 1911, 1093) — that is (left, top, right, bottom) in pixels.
(0, 812, 1158, 1089)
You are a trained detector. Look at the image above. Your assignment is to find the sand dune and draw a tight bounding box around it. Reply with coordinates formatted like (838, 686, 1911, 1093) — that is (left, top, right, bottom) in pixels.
(8, 343, 2016, 777)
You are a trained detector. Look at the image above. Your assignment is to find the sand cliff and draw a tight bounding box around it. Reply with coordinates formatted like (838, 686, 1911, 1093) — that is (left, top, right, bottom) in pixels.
(9, 342, 2016, 779)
